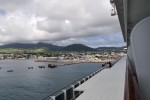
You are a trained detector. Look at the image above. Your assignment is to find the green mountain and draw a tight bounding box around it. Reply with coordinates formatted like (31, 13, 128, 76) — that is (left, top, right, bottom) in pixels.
(96, 46, 126, 50)
(0, 42, 63, 51)
(0, 42, 96, 51)
(0, 42, 125, 52)
(62, 44, 96, 51)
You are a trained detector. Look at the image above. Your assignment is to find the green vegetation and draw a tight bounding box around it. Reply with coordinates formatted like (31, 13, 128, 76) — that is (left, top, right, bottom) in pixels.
(0, 48, 47, 54)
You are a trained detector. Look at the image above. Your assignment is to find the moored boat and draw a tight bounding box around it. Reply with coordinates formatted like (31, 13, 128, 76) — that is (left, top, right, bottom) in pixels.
(48, 64, 57, 68)
(7, 70, 13, 72)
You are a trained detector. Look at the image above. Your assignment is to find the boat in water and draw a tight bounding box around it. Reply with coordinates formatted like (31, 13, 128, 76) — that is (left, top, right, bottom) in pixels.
(48, 64, 57, 68)
(7, 70, 14, 72)
(38, 66, 45, 68)
(28, 67, 33, 69)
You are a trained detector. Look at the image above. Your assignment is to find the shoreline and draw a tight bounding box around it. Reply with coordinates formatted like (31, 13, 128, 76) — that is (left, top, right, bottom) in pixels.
(35, 59, 114, 63)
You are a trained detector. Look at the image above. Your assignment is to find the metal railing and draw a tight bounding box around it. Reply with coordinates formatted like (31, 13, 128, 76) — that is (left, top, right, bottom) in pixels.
(42, 58, 122, 100)
(42, 67, 105, 100)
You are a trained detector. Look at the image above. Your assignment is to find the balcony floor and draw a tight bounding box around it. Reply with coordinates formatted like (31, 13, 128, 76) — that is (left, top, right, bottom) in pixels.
(75, 56, 127, 100)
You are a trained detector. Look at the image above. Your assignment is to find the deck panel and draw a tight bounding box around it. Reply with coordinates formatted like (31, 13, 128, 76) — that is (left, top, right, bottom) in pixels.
(75, 56, 127, 100)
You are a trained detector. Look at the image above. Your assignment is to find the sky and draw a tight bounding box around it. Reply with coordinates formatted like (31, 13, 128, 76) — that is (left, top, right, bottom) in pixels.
(0, 0, 126, 48)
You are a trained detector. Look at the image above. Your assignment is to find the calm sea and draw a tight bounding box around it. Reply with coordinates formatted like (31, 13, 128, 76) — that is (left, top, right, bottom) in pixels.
(0, 59, 102, 100)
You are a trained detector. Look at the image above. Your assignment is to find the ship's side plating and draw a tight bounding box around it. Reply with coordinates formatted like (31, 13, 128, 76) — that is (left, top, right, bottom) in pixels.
(114, 0, 150, 100)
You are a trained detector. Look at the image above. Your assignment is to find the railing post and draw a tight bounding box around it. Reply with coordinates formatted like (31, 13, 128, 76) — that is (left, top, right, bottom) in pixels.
(50, 96, 55, 100)
(82, 78, 85, 83)
(77, 81, 80, 85)
(87, 76, 89, 79)
(71, 85, 75, 100)
(62, 90, 66, 100)
(77, 81, 81, 96)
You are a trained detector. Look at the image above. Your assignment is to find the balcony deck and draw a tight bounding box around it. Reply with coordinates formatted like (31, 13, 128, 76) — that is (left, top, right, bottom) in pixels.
(75, 56, 127, 100)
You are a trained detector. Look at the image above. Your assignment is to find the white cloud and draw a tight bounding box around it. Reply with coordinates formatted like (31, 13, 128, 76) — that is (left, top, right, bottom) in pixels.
(52, 32, 125, 48)
(0, 0, 124, 47)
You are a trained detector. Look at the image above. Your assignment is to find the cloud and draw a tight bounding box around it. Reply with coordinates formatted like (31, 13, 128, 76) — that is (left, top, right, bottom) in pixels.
(52, 32, 125, 48)
(0, 0, 124, 47)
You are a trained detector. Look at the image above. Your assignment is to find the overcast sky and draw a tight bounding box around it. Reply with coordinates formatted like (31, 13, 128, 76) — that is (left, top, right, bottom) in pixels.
(0, 0, 125, 47)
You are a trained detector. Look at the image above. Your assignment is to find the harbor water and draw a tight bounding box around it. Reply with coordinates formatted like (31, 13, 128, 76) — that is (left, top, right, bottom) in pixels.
(0, 59, 102, 100)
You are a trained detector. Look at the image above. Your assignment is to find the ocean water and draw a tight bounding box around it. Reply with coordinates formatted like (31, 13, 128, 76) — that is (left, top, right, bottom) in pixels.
(0, 59, 102, 100)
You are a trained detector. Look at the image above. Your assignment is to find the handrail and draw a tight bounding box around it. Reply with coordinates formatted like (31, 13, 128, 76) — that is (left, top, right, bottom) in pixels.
(42, 57, 122, 100)
(42, 66, 104, 100)
(111, 57, 122, 66)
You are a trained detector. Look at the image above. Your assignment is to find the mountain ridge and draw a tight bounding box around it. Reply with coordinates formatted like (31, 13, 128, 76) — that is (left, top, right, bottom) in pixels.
(96, 46, 127, 50)
(0, 42, 96, 51)
(0, 42, 126, 51)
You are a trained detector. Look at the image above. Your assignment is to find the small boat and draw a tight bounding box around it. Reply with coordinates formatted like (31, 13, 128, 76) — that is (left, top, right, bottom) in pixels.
(38, 66, 42, 68)
(7, 70, 13, 72)
(38, 66, 45, 68)
(48, 64, 57, 68)
(28, 67, 33, 69)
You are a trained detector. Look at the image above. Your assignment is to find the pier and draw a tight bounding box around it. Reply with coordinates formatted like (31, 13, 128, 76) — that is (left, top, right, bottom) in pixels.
(47, 63, 81, 68)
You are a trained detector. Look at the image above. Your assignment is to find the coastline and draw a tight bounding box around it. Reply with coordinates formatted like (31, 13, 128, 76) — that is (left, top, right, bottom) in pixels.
(35, 59, 114, 63)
